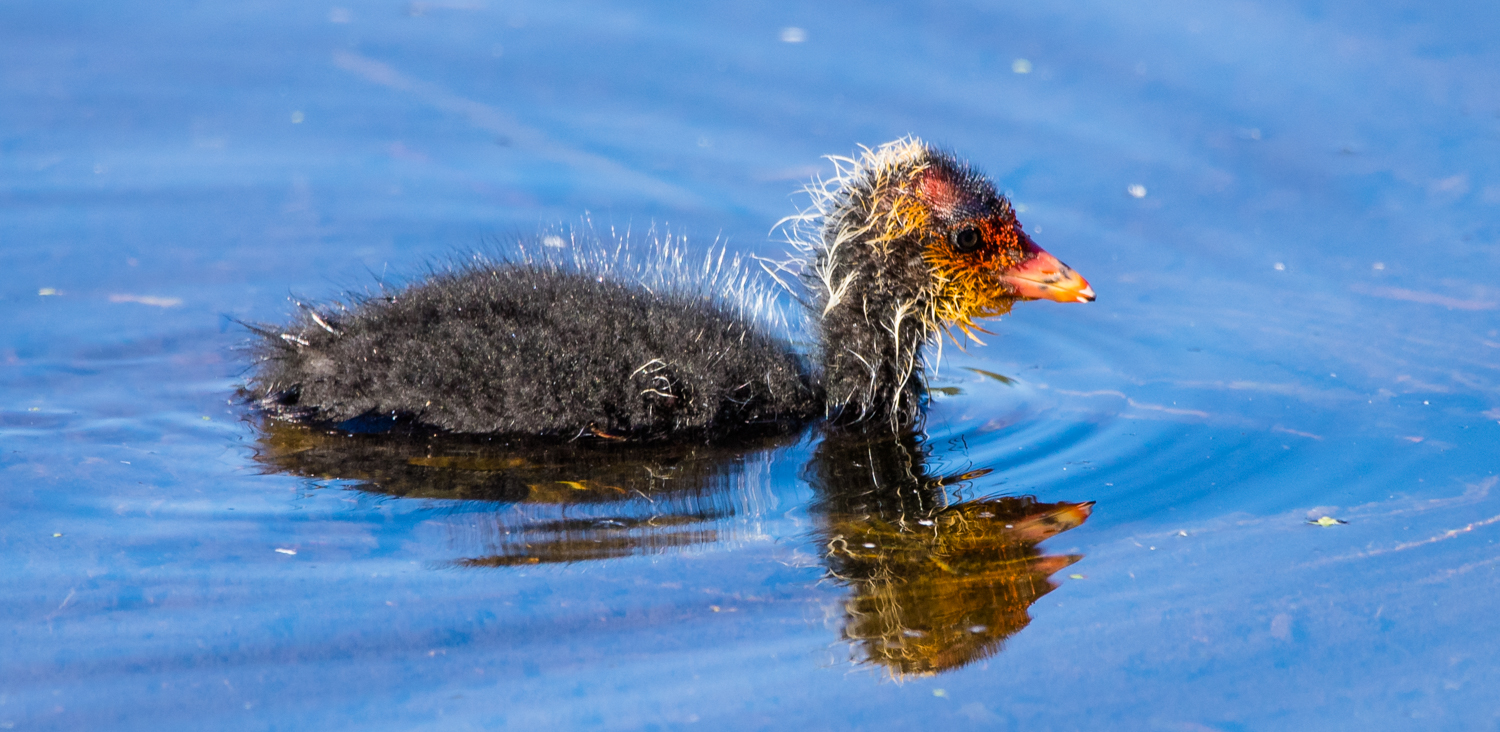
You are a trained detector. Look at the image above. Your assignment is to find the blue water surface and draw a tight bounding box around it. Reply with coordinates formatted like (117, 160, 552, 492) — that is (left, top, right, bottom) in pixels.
(3, 1, 1499, 730)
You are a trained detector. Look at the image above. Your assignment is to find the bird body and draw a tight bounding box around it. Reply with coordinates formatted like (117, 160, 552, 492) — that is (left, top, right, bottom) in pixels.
(245, 138, 1093, 439)
(251, 264, 818, 439)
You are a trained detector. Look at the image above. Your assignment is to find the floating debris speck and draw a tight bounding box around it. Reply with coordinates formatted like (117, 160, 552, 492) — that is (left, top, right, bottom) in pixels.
(110, 294, 183, 308)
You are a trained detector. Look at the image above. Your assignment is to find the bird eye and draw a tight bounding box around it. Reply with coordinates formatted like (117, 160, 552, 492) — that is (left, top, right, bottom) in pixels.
(952, 227, 983, 253)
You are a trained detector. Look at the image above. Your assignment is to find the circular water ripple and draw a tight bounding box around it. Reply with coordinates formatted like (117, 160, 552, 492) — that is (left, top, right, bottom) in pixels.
(910, 294, 1466, 528)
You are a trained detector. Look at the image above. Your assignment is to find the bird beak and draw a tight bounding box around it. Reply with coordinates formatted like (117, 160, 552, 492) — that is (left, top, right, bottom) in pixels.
(997, 238, 1095, 303)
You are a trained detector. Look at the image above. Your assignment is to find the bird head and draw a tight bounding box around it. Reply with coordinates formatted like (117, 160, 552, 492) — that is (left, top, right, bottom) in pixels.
(911, 148, 1094, 339)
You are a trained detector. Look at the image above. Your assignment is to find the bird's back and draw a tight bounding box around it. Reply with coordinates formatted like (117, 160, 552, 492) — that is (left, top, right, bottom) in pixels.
(249, 266, 820, 439)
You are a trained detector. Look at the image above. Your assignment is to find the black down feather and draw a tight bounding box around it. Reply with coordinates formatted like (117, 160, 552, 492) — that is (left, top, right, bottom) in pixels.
(246, 265, 821, 440)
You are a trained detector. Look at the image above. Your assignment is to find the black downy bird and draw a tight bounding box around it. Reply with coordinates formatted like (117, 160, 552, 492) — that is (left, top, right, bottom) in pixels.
(245, 138, 1094, 440)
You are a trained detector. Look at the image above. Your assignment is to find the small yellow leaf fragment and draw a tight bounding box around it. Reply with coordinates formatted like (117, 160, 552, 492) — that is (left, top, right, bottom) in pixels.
(38, 288, 58, 296)
(1307, 516, 1347, 527)
(53, 533, 63, 537)
(275, 548, 297, 555)
(933, 689, 948, 698)
(202, 416, 211, 420)
(1069, 574, 1086, 580)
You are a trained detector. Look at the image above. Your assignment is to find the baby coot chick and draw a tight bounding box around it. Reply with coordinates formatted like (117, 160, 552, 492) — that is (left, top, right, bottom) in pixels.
(245, 137, 1093, 440)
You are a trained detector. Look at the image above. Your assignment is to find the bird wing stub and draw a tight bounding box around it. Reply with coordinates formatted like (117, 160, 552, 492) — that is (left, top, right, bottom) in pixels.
(996, 238, 1095, 304)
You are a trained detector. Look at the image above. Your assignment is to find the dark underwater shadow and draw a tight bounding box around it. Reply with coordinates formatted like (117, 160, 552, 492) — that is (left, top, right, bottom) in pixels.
(250, 419, 1092, 675)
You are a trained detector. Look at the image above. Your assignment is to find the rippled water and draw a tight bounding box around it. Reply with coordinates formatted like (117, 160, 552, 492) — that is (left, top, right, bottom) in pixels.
(4, 1, 1499, 729)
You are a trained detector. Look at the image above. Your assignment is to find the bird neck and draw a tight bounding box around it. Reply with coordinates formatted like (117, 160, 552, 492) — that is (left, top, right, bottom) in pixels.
(814, 249, 936, 428)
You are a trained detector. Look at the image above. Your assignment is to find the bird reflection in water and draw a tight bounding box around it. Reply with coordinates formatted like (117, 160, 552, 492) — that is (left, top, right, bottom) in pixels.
(809, 431, 1092, 676)
(252, 421, 1091, 674)
(252, 419, 791, 565)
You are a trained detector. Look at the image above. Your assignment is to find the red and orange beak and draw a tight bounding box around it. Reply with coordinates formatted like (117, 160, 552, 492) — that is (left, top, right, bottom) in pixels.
(997, 237, 1095, 303)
